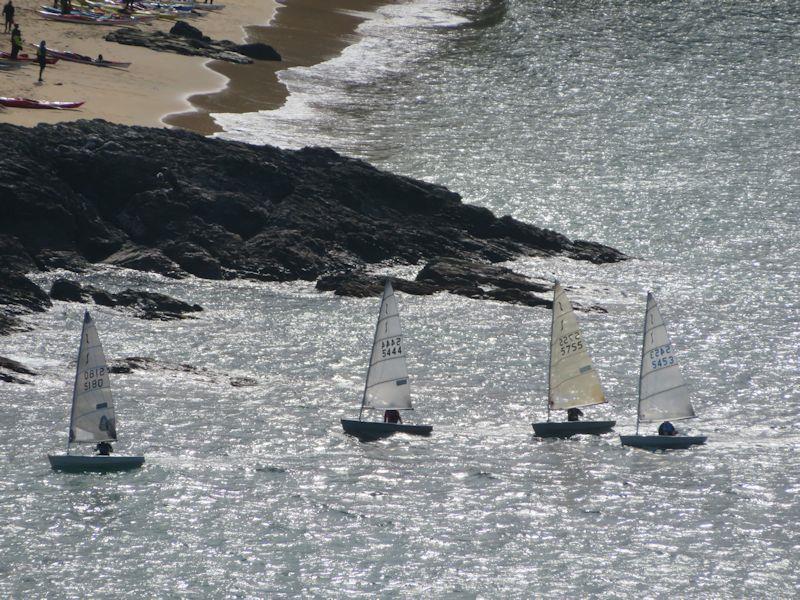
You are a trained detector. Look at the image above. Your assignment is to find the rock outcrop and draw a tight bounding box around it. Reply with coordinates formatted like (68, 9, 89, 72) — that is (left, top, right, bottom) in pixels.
(0, 120, 626, 332)
(49, 279, 203, 320)
(104, 23, 282, 64)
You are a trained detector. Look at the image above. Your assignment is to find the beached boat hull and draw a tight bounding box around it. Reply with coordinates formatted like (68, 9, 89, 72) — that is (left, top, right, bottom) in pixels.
(619, 435, 707, 450)
(0, 51, 59, 64)
(532, 420, 616, 438)
(48, 454, 145, 472)
(341, 419, 432, 441)
(0, 97, 84, 109)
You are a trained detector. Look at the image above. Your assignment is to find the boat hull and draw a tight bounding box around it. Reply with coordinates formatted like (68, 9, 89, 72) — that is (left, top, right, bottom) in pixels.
(532, 420, 616, 438)
(48, 454, 145, 472)
(619, 435, 707, 450)
(341, 419, 432, 441)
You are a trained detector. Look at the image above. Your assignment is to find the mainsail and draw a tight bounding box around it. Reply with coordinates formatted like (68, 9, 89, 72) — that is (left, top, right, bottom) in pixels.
(362, 281, 412, 411)
(548, 282, 606, 410)
(637, 292, 695, 423)
(68, 311, 117, 444)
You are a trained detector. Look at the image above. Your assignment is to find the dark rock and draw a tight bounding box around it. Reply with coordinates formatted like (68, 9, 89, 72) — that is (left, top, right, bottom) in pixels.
(103, 245, 187, 279)
(0, 269, 51, 314)
(35, 250, 91, 272)
(169, 20, 206, 41)
(417, 257, 551, 293)
(232, 43, 281, 61)
(0, 120, 626, 318)
(105, 27, 254, 64)
(162, 241, 223, 279)
(316, 272, 439, 297)
(48, 279, 203, 320)
(0, 356, 36, 384)
(50, 278, 89, 302)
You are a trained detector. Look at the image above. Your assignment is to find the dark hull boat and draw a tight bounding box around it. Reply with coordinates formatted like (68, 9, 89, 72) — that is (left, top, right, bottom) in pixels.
(341, 419, 432, 441)
(48, 454, 144, 472)
(48, 311, 145, 472)
(533, 420, 616, 438)
(341, 281, 431, 442)
(620, 435, 707, 450)
(532, 282, 615, 440)
(620, 292, 707, 451)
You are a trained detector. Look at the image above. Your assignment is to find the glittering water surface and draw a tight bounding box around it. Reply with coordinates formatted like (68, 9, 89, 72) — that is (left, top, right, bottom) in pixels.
(3, 0, 799, 597)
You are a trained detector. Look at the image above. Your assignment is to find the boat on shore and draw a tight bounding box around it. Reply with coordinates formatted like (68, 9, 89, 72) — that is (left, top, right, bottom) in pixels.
(341, 280, 433, 441)
(619, 292, 707, 450)
(29, 44, 131, 68)
(48, 311, 144, 473)
(0, 97, 84, 109)
(532, 282, 615, 438)
(0, 51, 58, 64)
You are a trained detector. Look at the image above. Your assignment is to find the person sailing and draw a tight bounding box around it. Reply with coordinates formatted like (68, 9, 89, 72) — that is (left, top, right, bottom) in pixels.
(383, 410, 402, 424)
(95, 441, 113, 455)
(566, 407, 584, 422)
(658, 421, 678, 436)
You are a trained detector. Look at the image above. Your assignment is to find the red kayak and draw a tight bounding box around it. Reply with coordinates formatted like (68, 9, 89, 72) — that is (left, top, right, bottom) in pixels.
(0, 97, 85, 109)
(0, 51, 59, 65)
(28, 44, 131, 68)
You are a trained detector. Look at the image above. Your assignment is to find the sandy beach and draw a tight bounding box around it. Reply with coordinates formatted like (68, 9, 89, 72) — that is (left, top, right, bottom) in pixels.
(0, 0, 396, 134)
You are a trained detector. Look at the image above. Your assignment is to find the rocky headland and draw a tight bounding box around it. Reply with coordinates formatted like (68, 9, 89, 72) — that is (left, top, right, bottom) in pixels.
(0, 120, 626, 335)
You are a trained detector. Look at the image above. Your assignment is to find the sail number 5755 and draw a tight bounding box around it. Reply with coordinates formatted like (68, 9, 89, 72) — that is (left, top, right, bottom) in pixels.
(558, 332, 583, 356)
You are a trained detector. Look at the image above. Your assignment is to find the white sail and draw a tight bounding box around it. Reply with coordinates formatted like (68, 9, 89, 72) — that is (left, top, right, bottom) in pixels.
(362, 281, 412, 411)
(69, 311, 117, 444)
(548, 282, 606, 410)
(637, 292, 695, 423)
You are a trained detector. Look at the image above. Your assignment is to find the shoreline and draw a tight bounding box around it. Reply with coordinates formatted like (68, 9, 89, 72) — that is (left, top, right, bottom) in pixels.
(0, 0, 398, 136)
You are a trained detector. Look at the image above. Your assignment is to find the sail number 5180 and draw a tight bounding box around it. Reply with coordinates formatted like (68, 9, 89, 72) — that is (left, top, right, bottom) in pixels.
(83, 367, 106, 391)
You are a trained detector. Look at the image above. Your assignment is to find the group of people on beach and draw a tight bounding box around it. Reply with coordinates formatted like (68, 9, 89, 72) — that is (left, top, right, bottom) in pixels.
(3, 0, 50, 81)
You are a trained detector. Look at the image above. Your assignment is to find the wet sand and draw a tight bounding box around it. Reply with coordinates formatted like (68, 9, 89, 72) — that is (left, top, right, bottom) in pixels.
(1, 0, 396, 134)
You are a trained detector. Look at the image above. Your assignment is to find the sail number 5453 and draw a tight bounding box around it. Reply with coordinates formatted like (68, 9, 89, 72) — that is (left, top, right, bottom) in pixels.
(649, 344, 674, 369)
(381, 337, 402, 358)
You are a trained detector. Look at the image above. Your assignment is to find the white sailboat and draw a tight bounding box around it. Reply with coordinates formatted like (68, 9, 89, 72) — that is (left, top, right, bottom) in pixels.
(620, 292, 707, 449)
(532, 282, 615, 437)
(341, 280, 432, 440)
(48, 311, 145, 472)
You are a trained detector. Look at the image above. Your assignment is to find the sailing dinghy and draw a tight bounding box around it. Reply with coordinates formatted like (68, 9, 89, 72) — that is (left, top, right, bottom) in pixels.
(48, 311, 145, 472)
(341, 281, 433, 441)
(620, 292, 707, 450)
(532, 282, 615, 437)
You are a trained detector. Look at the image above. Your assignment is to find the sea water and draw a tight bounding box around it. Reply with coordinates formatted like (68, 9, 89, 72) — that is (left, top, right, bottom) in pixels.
(2, 0, 798, 597)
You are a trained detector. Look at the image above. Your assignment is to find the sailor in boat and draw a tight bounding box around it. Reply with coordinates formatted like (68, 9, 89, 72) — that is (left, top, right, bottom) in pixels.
(384, 410, 402, 424)
(657, 421, 678, 436)
(566, 407, 584, 422)
(95, 441, 113, 455)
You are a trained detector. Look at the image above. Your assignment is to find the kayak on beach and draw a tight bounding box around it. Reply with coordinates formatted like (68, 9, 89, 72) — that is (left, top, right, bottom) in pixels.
(38, 9, 157, 24)
(0, 51, 59, 64)
(0, 97, 85, 109)
(28, 44, 131, 68)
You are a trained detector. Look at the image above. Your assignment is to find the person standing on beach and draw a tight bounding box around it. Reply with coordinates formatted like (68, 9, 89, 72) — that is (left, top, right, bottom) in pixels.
(36, 40, 47, 82)
(9, 23, 21, 60)
(2, 1, 14, 34)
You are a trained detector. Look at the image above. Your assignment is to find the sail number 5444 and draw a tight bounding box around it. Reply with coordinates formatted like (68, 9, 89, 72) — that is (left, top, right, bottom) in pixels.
(381, 337, 402, 358)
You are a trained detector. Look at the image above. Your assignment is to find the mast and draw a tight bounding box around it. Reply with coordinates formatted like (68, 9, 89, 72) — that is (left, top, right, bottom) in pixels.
(66, 312, 90, 454)
(635, 292, 651, 435)
(546, 282, 558, 423)
(359, 281, 390, 421)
